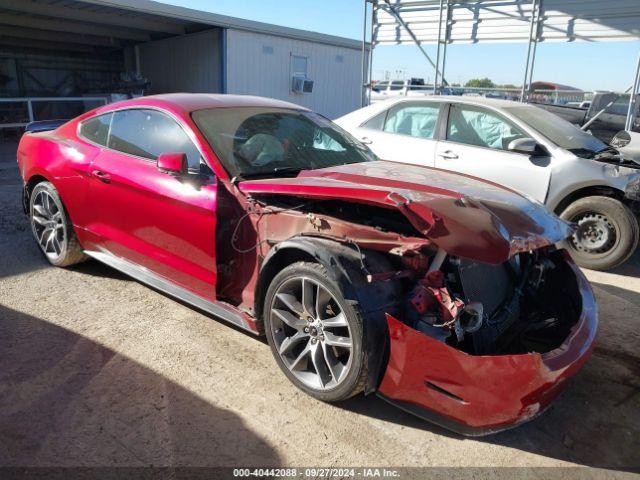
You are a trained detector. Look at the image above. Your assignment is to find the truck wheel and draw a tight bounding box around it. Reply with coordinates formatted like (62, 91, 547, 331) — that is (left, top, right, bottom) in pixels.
(29, 182, 87, 267)
(560, 196, 639, 271)
(263, 262, 368, 402)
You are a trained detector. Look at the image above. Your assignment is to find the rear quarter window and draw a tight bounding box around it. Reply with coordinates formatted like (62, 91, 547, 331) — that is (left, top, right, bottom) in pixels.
(362, 110, 387, 130)
(79, 113, 112, 146)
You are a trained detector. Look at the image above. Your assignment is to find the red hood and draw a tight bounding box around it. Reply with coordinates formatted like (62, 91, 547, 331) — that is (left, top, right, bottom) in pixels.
(239, 161, 572, 264)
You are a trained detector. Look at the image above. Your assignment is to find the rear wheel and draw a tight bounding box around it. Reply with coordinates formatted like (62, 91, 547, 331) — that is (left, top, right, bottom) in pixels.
(560, 196, 638, 271)
(264, 262, 368, 402)
(29, 182, 86, 267)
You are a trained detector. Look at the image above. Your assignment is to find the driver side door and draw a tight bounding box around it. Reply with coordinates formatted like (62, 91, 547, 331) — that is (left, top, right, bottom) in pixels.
(83, 108, 218, 300)
(434, 103, 551, 203)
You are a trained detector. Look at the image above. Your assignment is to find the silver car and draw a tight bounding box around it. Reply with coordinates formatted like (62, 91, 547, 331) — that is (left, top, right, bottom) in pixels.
(336, 97, 640, 270)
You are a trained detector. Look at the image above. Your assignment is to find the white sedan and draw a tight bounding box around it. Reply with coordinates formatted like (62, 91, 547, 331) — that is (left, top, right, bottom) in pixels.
(336, 97, 640, 270)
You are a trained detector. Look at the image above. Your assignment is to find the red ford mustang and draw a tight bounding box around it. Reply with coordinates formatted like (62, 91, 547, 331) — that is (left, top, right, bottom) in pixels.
(17, 94, 597, 435)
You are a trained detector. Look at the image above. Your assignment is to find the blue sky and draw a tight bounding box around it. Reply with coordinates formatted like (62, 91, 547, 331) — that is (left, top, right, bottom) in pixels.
(159, 0, 639, 91)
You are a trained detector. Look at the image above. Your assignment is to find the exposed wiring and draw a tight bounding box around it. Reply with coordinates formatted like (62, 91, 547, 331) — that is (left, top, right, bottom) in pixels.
(231, 202, 376, 278)
(347, 239, 372, 277)
(231, 202, 309, 253)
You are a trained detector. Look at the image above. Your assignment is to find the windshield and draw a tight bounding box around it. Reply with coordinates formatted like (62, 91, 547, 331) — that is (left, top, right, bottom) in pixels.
(192, 107, 376, 179)
(503, 104, 608, 154)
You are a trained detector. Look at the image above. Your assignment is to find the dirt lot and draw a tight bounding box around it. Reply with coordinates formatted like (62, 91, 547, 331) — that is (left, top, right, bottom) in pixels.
(0, 140, 638, 476)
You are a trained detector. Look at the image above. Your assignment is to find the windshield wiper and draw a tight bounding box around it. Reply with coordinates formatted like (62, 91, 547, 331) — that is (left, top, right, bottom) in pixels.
(238, 166, 303, 180)
(273, 166, 303, 174)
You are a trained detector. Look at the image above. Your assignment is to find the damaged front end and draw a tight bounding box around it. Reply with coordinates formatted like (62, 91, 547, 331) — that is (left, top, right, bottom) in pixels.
(378, 248, 597, 435)
(239, 162, 597, 434)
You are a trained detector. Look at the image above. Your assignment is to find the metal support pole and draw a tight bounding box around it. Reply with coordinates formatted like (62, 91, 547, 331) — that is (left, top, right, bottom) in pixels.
(368, 2, 375, 105)
(440, 1, 451, 90)
(361, 0, 368, 107)
(382, 0, 446, 85)
(527, 38, 538, 92)
(526, 1, 541, 94)
(625, 50, 640, 131)
(27, 100, 34, 123)
(521, 0, 538, 102)
(434, 0, 444, 94)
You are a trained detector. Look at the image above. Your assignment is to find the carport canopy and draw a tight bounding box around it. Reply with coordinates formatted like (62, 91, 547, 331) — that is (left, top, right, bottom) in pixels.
(362, 0, 640, 122)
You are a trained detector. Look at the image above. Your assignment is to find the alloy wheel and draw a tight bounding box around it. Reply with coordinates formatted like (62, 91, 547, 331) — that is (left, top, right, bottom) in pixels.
(269, 276, 353, 390)
(31, 190, 66, 260)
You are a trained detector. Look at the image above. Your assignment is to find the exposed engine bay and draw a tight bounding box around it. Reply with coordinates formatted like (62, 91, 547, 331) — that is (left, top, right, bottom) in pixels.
(400, 248, 581, 356)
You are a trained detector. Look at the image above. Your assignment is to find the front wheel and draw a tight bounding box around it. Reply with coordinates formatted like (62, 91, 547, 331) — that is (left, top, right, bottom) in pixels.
(560, 196, 639, 271)
(263, 262, 368, 402)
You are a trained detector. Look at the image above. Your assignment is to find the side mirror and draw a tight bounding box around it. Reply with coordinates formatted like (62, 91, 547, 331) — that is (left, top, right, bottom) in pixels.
(157, 152, 187, 176)
(507, 137, 546, 156)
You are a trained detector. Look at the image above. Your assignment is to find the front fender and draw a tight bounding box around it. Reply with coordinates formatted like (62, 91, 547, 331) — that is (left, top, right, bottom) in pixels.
(258, 236, 399, 394)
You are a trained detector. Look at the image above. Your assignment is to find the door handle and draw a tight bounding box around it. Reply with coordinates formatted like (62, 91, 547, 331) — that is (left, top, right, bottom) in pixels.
(92, 170, 111, 183)
(438, 150, 459, 160)
(360, 136, 373, 145)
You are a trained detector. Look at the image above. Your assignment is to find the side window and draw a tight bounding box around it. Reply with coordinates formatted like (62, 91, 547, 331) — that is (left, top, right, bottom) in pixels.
(108, 109, 202, 170)
(446, 105, 526, 150)
(291, 55, 308, 77)
(79, 113, 112, 146)
(361, 110, 387, 130)
(383, 103, 440, 140)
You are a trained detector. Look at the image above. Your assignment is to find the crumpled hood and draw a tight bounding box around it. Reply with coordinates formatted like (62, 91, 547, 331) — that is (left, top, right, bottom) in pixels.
(239, 161, 573, 264)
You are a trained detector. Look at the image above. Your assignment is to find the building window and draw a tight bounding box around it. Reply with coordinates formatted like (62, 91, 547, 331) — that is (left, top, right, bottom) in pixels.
(291, 55, 308, 77)
(262, 45, 274, 55)
(335, 55, 344, 63)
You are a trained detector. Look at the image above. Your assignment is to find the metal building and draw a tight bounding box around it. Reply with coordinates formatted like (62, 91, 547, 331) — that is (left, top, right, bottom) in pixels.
(0, 0, 367, 132)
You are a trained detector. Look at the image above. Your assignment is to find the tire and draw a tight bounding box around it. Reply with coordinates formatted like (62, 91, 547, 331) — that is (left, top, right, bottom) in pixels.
(263, 261, 368, 402)
(559, 196, 639, 271)
(29, 181, 87, 267)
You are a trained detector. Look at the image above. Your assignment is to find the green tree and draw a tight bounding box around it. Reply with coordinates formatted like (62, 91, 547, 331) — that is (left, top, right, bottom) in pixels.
(465, 78, 495, 88)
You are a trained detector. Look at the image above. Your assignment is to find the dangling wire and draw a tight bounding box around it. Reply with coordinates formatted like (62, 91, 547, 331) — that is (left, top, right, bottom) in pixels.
(231, 202, 309, 254)
(347, 239, 371, 277)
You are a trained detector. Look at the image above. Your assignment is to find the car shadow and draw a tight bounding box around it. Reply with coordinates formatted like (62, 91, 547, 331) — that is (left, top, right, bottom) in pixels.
(592, 280, 640, 307)
(0, 304, 281, 467)
(606, 249, 640, 277)
(338, 395, 460, 438)
(69, 259, 268, 342)
(69, 257, 130, 281)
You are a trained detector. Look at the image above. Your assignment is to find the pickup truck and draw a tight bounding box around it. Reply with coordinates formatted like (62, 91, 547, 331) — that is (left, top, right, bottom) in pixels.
(532, 92, 640, 143)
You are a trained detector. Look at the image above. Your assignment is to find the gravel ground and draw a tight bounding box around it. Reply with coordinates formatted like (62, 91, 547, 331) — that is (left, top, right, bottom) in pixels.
(0, 140, 638, 477)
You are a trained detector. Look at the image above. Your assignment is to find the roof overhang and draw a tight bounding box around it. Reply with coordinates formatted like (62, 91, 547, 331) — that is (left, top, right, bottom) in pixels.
(0, 0, 364, 58)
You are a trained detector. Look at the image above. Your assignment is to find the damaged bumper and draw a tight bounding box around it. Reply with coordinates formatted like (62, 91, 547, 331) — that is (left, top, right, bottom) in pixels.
(377, 259, 597, 436)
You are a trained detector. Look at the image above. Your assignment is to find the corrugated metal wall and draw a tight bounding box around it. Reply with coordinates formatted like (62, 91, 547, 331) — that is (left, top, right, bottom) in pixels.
(225, 29, 364, 119)
(137, 29, 223, 94)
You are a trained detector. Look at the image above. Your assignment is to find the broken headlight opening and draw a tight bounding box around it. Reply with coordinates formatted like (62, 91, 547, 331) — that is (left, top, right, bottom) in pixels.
(625, 175, 640, 202)
(403, 248, 581, 356)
